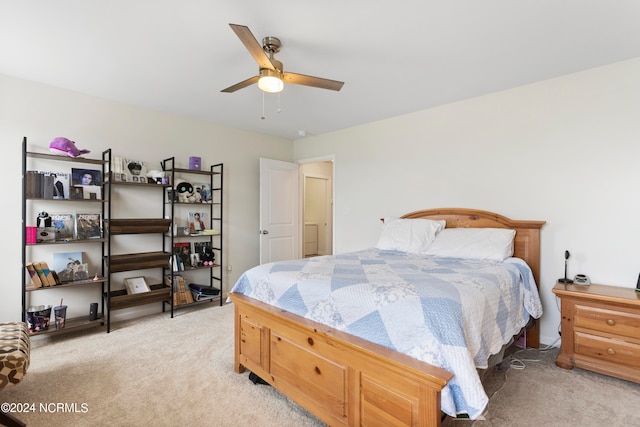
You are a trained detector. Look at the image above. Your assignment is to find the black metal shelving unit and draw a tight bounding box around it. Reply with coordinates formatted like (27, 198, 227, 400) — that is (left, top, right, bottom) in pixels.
(161, 157, 223, 316)
(21, 136, 107, 336)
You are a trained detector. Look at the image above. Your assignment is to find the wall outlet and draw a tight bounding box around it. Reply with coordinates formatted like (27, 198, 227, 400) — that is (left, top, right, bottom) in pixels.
(227, 265, 232, 272)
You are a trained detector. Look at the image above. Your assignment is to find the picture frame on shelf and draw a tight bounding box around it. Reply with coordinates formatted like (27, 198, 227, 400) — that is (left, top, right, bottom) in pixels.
(52, 252, 83, 283)
(71, 168, 102, 187)
(69, 186, 84, 200)
(124, 276, 150, 294)
(82, 185, 102, 200)
(73, 263, 90, 281)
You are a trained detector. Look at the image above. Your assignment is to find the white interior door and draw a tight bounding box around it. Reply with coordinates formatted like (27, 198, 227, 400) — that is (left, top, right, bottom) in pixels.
(259, 158, 299, 264)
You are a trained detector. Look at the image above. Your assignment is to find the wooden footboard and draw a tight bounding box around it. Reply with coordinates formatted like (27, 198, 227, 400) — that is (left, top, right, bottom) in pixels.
(229, 293, 453, 427)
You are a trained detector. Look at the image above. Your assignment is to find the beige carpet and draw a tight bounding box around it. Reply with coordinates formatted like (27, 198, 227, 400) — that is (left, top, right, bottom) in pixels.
(4, 304, 639, 427)
(5, 303, 324, 427)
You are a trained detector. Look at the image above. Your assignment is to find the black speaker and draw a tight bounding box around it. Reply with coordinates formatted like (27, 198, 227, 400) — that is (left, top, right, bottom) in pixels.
(89, 303, 98, 321)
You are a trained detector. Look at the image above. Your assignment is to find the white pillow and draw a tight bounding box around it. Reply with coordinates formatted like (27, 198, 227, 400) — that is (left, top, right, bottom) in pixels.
(375, 218, 446, 253)
(423, 228, 516, 261)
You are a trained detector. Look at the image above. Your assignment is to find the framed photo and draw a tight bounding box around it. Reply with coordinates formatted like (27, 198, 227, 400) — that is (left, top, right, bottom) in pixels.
(73, 263, 89, 281)
(71, 168, 102, 186)
(124, 276, 150, 294)
(69, 186, 84, 200)
(52, 252, 83, 283)
(82, 185, 102, 200)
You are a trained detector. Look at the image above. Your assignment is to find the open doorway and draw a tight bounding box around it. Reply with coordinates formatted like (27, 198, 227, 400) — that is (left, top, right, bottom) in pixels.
(300, 161, 333, 257)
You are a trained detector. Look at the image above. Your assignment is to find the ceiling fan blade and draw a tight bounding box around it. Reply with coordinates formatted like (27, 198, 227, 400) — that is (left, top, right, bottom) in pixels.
(221, 76, 259, 93)
(229, 23, 275, 70)
(283, 72, 344, 91)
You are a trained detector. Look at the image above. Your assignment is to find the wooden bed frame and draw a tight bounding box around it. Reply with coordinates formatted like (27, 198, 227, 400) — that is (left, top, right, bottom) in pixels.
(228, 208, 545, 426)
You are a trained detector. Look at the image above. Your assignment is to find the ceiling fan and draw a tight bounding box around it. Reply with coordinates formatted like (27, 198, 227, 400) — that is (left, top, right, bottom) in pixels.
(221, 23, 344, 94)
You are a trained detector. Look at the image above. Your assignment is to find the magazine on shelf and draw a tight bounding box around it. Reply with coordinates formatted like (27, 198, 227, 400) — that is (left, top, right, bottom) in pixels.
(50, 172, 70, 199)
(76, 213, 102, 239)
(50, 213, 75, 241)
(111, 157, 148, 183)
(187, 212, 207, 234)
(173, 242, 191, 269)
(52, 252, 83, 283)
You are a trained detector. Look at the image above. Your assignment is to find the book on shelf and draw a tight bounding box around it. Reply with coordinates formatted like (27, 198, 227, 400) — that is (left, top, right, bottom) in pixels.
(51, 213, 75, 241)
(25, 263, 43, 288)
(76, 213, 102, 239)
(173, 242, 191, 270)
(33, 261, 57, 286)
(52, 252, 83, 283)
(165, 274, 194, 305)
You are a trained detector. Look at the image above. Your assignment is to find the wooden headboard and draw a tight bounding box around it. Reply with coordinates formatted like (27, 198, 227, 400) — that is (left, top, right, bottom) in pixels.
(401, 208, 546, 347)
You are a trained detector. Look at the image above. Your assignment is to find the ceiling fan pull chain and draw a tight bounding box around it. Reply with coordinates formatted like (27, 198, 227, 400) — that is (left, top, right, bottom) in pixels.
(261, 91, 266, 120)
(277, 92, 282, 113)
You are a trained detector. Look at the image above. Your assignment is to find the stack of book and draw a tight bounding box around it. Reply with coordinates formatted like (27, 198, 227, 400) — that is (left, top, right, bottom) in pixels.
(165, 275, 194, 306)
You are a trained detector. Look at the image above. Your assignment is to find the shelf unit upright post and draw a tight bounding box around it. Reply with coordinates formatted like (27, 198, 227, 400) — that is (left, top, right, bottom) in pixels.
(21, 136, 108, 336)
(211, 163, 223, 302)
(161, 157, 223, 314)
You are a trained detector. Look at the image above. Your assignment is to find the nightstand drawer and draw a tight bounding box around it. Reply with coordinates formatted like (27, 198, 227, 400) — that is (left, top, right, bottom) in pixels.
(574, 304, 640, 338)
(574, 331, 640, 368)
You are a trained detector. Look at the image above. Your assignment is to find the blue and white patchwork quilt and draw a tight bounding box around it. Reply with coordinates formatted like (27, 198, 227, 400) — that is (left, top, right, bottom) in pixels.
(230, 248, 542, 419)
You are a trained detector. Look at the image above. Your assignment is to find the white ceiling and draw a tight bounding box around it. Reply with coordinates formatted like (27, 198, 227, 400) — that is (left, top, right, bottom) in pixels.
(2, 1, 640, 140)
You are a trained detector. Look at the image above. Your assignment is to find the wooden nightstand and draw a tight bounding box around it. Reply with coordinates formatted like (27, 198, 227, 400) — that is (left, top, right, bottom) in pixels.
(552, 282, 640, 383)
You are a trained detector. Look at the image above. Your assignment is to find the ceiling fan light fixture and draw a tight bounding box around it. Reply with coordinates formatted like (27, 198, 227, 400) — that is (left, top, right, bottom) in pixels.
(258, 68, 284, 93)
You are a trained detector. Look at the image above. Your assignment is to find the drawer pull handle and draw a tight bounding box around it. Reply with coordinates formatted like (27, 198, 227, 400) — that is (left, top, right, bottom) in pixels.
(607, 348, 616, 355)
(606, 319, 616, 326)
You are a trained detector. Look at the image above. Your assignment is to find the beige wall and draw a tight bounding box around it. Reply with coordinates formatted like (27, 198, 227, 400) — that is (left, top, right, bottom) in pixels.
(0, 74, 293, 322)
(294, 57, 640, 346)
